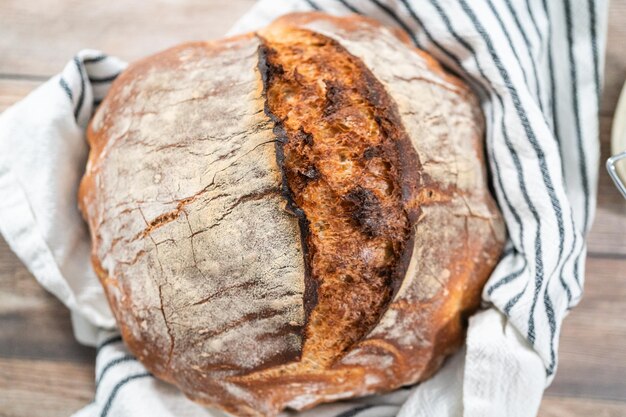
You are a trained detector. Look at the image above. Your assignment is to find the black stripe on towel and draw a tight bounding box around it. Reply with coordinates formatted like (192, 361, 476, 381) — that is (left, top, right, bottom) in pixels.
(369, 0, 420, 46)
(558, 211, 580, 304)
(96, 335, 123, 354)
(337, 0, 361, 14)
(539, 0, 560, 142)
(487, 264, 526, 296)
(59, 77, 73, 101)
(588, 0, 601, 102)
(99, 372, 152, 417)
(543, 289, 557, 375)
(483, 0, 533, 101)
(563, 0, 590, 234)
(398, 0, 469, 79)
(505, 285, 526, 314)
(336, 404, 375, 417)
(96, 354, 139, 387)
(73, 56, 86, 119)
(88, 73, 120, 84)
(303, 0, 322, 10)
(524, 0, 544, 57)
(500, 0, 544, 112)
(83, 54, 108, 64)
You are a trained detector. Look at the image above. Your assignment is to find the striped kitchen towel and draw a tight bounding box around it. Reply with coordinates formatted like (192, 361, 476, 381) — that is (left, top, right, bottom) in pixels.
(0, 0, 608, 416)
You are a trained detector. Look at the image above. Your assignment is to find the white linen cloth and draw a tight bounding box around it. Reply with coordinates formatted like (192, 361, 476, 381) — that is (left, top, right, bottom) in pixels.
(0, 0, 608, 416)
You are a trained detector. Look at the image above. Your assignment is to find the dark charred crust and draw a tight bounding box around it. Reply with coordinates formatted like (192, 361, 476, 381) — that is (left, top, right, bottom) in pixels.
(344, 187, 385, 237)
(392, 229, 415, 296)
(257, 38, 319, 341)
(323, 81, 344, 117)
(299, 216, 318, 323)
(259, 41, 307, 219)
(257, 44, 284, 86)
(272, 124, 288, 143)
(293, 67, 306, 85)
(301, 166, 320, 180)
(361, 66, 391, 111)
(363, 146, 381, 160)
(274, 134, 305, 221)
(295, 127, 313, 146)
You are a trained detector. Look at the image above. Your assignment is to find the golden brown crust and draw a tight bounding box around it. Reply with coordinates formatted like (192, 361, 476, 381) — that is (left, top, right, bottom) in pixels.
(80, 12, 505, 417)
(259, 27, 421, 368)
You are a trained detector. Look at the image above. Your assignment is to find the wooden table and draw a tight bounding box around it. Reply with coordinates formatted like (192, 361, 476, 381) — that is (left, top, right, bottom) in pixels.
(0, 1, 625, 416)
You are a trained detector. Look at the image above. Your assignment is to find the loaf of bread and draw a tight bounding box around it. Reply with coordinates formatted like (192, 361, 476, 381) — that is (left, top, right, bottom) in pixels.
(79, 12, 506, 417)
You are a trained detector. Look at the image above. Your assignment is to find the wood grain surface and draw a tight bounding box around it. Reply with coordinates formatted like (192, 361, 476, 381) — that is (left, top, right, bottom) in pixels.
(0, 1, 625, 416)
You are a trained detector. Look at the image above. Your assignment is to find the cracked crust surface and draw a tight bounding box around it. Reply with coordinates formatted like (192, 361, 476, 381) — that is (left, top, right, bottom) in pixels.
(79, 34, 309, 412)
(80, 12, 505, 417)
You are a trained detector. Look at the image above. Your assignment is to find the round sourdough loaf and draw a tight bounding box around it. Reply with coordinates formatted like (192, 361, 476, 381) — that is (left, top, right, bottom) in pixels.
(79, 12, 506, 417)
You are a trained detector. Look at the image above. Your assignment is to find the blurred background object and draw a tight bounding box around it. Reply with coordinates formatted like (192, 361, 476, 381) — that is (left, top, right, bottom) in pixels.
(608, 82, 626, 199)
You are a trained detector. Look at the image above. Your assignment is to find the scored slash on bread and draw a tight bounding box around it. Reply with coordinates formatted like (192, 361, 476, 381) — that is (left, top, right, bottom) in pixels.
(78, 12, 505, 417)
